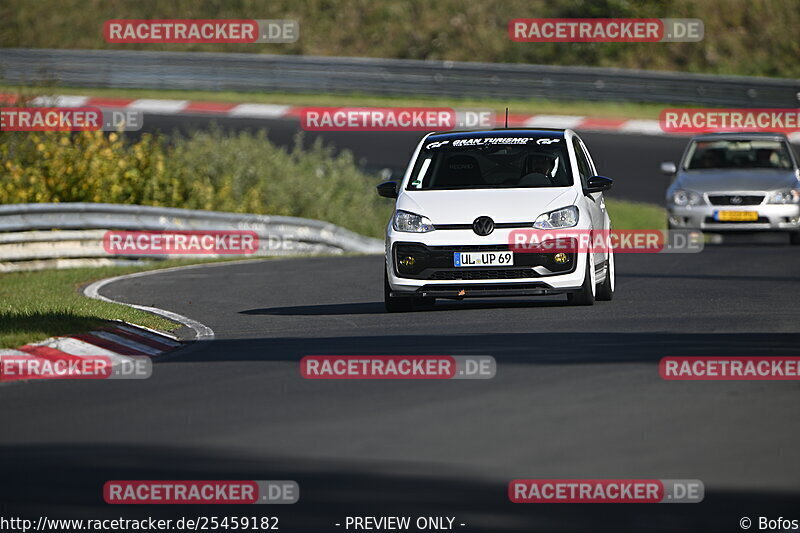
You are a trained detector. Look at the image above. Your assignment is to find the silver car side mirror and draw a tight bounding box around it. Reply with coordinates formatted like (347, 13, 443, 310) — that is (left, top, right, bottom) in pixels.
(660, 161, 677, 175)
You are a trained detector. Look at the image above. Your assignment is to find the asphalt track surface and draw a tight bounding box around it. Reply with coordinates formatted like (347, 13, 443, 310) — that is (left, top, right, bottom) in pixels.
(2, 115, 800, 532)
(3, 246, 800, 532)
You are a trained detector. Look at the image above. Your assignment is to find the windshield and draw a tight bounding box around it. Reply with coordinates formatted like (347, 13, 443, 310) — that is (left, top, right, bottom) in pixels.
(684, 139, 793, 170)
(406, 136, 573, 190)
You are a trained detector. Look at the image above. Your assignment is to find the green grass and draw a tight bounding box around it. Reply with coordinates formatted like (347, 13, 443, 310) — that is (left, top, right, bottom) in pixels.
(1, 85, 670, 120)
(606, 199, 666, 230)
(0, 257, 262, 349)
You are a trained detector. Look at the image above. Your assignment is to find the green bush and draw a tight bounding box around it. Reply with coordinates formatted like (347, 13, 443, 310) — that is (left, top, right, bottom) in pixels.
(0, 127, 392, 238)
(1, 130, 173, 204)
(165, 129, 393, 237)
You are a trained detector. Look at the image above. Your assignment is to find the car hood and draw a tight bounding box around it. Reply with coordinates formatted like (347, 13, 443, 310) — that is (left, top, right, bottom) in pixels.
(397, 187, 578, 224)
(672, 169, 799, 194)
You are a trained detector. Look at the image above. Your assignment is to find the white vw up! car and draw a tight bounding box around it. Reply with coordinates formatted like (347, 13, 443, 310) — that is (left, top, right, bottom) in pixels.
(377, 129, 614, 312)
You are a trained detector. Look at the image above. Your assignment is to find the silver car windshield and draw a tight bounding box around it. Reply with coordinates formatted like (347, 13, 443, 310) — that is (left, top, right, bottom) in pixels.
(684, 139, 793, 170)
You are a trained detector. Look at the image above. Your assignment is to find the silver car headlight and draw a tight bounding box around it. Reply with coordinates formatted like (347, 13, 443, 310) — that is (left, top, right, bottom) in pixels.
(768, 189, 800, 204)
(671, 189, 704, 206)
(533, 206, 579, 229)
(393, 210, 435, 233)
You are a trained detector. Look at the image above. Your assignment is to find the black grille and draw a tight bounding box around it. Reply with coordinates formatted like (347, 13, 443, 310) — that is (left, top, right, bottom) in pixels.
(429, 244, 511, 251)
(418, 282, 548, 293)
(428, 269, 538, 280)
(393, 242, 574, 279)
(707, 195, 764, 206)
(436, 222, 534, 230)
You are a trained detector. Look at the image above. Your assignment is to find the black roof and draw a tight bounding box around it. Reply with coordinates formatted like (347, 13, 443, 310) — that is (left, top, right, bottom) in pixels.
(692, 132, 789, 141)
(426, 128, 567, 140)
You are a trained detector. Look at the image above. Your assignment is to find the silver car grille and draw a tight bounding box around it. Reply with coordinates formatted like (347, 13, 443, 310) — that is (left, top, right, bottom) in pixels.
(707, 194, 764, 206)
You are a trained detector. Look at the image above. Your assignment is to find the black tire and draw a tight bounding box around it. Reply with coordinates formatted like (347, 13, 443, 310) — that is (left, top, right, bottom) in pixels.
(791, 232, 800, 245)
(384, 268, 414, 312)
(566, 254, 596, 306)
(595, 250, 615, 302)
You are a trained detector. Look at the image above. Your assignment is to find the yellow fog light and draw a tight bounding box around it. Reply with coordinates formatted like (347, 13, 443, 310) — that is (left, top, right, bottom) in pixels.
(399, 255, 416, 267)
(553, 253, 568, 264)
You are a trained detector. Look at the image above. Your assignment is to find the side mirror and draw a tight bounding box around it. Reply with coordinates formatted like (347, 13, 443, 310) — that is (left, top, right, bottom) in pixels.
(376, 181, 399, 199)
(585, 175, 613, 194)
(660, 161, 677, 175)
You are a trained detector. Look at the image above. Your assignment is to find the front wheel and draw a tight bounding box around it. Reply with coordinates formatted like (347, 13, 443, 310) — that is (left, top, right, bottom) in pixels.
(384, 268, 414, 312)
(595, 250, 615, 301)
(566, 253, 596, 306)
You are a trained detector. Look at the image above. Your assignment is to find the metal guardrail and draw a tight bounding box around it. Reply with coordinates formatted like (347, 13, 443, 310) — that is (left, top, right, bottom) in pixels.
(0, 203, 384, 272)
(1, 48, 799, 107)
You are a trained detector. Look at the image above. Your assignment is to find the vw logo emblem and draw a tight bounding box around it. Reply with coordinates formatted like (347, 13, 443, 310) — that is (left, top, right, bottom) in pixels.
(472, 216, 495, 236)
(730, 196, 743, 205)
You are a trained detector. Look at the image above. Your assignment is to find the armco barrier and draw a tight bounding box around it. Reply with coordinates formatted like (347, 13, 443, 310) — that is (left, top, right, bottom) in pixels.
(1, 48, 799, 107)
(0, 203, 384, 272)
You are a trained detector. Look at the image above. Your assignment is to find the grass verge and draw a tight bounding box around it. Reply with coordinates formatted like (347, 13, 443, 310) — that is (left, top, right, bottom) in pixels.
(0, 85, 671, 120)
(606, 199, 666, 230)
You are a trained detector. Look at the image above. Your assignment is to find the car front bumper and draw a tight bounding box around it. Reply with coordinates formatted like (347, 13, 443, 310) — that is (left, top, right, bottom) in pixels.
(385, 227, 589, 297)
(668, 203, 800, 232)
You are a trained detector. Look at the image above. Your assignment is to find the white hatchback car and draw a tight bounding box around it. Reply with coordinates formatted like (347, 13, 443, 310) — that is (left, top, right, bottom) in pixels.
(377, 129, 615, 312)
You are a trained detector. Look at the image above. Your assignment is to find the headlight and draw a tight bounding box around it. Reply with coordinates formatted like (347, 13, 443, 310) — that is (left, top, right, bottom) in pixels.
(533, 206, 579, 229)
(393, 210, 435, 233)
(768, 190, 800, 204)
(671, 189, 703, 206)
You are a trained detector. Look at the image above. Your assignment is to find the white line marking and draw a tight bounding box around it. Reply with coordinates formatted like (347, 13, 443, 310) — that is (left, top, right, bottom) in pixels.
(523, 115, 585, 128)
(41, 337, 132, 365)
(0, 350, 34, 357)
(229, 104, 292, 118)
(88, 331, 162, 356)
(83, 263, 230, 341)
(31, 95, 90, 107)
(128, 99, 189, 113)
(115, 324, 182, 347)
(618, 120, 664, 135)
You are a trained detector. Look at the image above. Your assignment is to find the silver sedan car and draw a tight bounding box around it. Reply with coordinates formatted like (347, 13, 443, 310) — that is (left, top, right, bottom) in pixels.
(663, 132, 800, 244)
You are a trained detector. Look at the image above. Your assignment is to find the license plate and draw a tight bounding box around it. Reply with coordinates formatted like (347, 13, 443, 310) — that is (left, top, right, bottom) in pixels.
(715, 210, 759, 222)
(453, 251, 514, 267)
